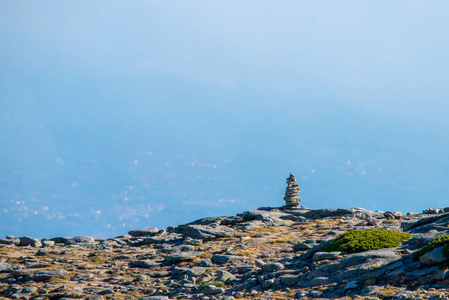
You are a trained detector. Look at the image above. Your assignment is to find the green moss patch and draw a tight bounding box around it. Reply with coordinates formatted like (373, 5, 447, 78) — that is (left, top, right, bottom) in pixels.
(201, 280, 224, 288)
(323, 229, 411, 253)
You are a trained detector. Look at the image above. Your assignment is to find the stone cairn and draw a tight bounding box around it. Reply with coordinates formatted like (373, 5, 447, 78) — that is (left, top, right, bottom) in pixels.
(284, 173, 301, 207)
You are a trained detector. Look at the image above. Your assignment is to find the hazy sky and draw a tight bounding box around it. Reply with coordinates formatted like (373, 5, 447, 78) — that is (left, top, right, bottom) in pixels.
(1, 1, 449, 237)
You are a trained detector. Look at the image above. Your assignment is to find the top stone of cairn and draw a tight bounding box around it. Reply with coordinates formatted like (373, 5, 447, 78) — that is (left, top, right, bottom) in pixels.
(284, 173, 301, 207)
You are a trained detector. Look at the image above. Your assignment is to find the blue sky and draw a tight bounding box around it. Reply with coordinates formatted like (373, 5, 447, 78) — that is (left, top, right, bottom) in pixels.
(1, 1, 449, 238)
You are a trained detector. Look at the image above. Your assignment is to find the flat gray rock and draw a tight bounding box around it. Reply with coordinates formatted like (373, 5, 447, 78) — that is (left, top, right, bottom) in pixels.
(313, 251, 341, 261)
(70, 273, 94, 281)
(129, 260, 160, 268)
(215, 270, 235, 282)
(339, 248, 401, 268)
(67, 236, 96, 244)
(182, 224, 235, 241)
(407, 266, 439, 276)
(280, 275, 300, 286)
(24, 269, 68, 282)
(187, 266, 206, 276)
(297, 276, 329, 288)
(36, 248, 70, 255)
(0, 238, 20, 245)
(134, 235, 182, 246)
(128, 228, 159, 237)
(160, 244, 195, 253)
(163, 251, 203, 262)
(308, 248, 401, 279)
(302, 208, 355, 219)
(237, 220, 265, 231)
(11, 268, 36, 277)
(233, 265, 257, 273)
(41, 240, 55, 247)
(301, 208, 379, 220)
(212, 254, 244, 264)
(261, 262, 285, 272)
(401, 213, 449, 232)
(0, 262, 12, 272)
(362, 261, 404, 281)
(203, 285, 225, 294)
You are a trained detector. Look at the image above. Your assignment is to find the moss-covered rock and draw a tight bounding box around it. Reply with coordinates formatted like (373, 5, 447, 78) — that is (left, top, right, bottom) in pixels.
(413, 235, 449, 268)
(414, 234, 449, 258)
(323, 229, 411, 253)
(201, 280, 225, 288)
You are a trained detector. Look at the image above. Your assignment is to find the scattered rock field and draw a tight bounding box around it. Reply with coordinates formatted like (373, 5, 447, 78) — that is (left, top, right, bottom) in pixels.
(2, 206, 449, 299)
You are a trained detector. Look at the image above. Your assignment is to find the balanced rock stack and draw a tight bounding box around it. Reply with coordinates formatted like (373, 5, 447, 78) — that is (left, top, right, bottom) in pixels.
(284, 173, 301, 207)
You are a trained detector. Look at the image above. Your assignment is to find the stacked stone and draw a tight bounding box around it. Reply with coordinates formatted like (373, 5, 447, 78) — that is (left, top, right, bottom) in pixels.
(284, 173, 301, 207)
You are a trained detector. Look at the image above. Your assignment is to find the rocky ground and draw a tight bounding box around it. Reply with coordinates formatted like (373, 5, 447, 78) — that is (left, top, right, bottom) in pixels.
(2, 206, 449, 300)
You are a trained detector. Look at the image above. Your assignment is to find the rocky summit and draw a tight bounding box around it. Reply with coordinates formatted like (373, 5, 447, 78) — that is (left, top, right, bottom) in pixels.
(3, 205, 449, 299)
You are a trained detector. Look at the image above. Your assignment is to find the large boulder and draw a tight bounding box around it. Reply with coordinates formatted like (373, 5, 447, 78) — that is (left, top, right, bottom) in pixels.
(18, 237, 42, 247)
(128, 228, 159, 237)
(419, 246, 449, 266)
(49, 237, 73, 244)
